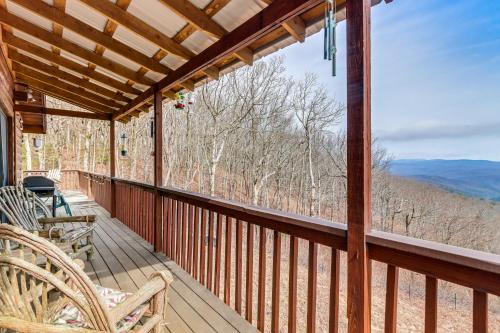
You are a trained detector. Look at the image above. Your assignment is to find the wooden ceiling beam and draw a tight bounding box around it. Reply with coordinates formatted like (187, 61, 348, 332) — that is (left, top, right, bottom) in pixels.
(9, 49, 130, 103)
(4, 34, 143, 96)
(159, 0, 254, 66)
(282, 16, 306, 43)
(0, 8, 154, 86)
(202, 65, 220, 80)
(12, 62, 122, 110)
(11, 0, 171, 75)
(50, 0, 65, 57)
(158, 0, 225, 39)
(180, 79, 195, 92)
(234, 47, 254, 66)
(78, 0, 195, 60)
(114, 0, 324, 120)
(14, 104, 111, 121)
(16, 73, 111, 114)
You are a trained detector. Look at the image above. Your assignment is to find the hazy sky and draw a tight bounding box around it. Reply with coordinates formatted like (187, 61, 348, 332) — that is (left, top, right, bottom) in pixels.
(275, 0, 500, 161)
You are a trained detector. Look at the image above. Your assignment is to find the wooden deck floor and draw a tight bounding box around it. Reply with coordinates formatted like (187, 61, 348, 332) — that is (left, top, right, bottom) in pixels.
(63, 191, 258, 333)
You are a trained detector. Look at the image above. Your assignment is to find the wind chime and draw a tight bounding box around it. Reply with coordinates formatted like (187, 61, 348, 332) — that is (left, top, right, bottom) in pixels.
(324, 0, 337, 76)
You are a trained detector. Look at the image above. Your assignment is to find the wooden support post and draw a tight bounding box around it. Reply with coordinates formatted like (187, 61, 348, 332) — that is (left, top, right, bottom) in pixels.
(346, 0, 372, 332)
(153, 87, 163, 252)
(110, 120, 116, 217)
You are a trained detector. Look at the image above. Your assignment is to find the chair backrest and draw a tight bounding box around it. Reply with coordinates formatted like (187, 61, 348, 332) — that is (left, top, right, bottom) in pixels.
(47, 169, 62, 182)
(0, 224, 113, 332)
(0, 186, 51, 231)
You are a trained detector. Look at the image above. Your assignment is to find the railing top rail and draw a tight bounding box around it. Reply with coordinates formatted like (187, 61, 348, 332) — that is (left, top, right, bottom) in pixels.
(368, 230, 500, 275)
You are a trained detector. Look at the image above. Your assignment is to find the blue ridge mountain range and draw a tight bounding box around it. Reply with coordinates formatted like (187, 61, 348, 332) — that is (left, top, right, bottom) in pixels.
(389, 159, 500, 201)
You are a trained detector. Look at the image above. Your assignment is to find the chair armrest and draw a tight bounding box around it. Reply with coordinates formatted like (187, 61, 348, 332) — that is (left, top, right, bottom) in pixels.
(38, 215, 96, 224)
(110, 271, 173, 324)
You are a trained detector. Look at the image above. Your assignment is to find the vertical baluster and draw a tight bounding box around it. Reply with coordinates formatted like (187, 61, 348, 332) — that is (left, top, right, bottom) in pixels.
(329, 249, 340, 333)
(207, 211, 215, 290)
(271, 231, 282, 333)
(289, 236, 298, 333)
(200, 209, 207, 285)
(169, 199, 175, 259)
(473, 290, 488, 333)
(257, 226, 267, 331)
(193, 206, 200, 279)
(235, 219, 243, 314)
(176, 200, 182, 264)
(163, 197, 169, 256)
(385, 265, 399, 333)
(214, 213, 223, 296)
(171, 200, 177, 261)
(246, 223, 255, 322)
(307, 242, 318, 333)
(187, 204, 193, 274)
(182, 202, 188, 269)
(224, 216, 233, 304)
(425, 276, 438, 333)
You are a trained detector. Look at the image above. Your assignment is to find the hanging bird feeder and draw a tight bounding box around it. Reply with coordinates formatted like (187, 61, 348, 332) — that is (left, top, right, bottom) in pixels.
(119, 132, 128, 157)
(174, 91, 186, 110)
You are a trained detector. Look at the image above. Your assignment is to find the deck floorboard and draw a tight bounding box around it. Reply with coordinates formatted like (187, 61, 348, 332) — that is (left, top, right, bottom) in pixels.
(65, 191, 257, 333)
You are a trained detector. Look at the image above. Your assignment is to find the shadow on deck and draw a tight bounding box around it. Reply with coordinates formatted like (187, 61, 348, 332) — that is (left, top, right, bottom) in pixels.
(63, 191, 258, 333)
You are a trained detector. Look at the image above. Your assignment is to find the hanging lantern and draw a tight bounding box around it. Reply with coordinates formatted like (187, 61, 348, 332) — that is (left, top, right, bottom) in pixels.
(119, 132, 128, 157)
(33, 137, 43, 151)
(27, 88, 37, 103)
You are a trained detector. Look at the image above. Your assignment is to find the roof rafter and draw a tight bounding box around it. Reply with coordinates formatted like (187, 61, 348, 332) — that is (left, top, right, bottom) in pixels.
(114, 0, 324, 120)
(282, 16, 306, 43)
(0, 8, 155, 85)
(12, 62, 123, 110)
(78, 0, 195, 60)
(157, 0, 226, 39)
(10, 0, 171, 74)
(158, 0, 254, 65)
(50, 0, 65, 57)
(4, 34, 143, 95)
(9, 49, 131, 103)
(16, 73, 112, 114)
(14, 104, 111, 121)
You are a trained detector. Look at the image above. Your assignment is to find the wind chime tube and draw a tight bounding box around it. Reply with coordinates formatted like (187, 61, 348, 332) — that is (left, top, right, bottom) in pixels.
(324, 5, 328, 60)
(327, 1, 332, 61)
(331, 12, 337, 76)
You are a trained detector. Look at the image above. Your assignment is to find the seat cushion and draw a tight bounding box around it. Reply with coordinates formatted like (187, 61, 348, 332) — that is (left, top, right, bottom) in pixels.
(52, 285, 147, 332)
(61, 225, 95, 242)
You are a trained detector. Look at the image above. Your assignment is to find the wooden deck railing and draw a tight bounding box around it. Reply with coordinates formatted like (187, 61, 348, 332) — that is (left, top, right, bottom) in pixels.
(24, 169, 500, 332)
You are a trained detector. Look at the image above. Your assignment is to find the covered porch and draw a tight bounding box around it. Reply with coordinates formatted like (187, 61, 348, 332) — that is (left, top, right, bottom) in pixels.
(0, 0, 499, 332)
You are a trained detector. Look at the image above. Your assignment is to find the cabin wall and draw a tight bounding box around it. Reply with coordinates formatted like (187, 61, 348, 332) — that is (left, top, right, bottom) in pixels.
(0, 29, 15, 185)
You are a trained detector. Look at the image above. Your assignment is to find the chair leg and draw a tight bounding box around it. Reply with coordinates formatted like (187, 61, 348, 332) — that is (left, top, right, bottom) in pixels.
(152, 289, 166, 333)
(86, 234, 94, 260)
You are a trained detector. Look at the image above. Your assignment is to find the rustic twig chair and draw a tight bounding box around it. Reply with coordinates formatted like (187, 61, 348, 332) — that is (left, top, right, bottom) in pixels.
(0, 223, 173, 333)
(0, 186, 95, 260)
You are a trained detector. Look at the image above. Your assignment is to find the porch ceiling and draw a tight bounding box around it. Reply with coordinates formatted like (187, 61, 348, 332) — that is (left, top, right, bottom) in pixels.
(0, 0, 383, 122)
